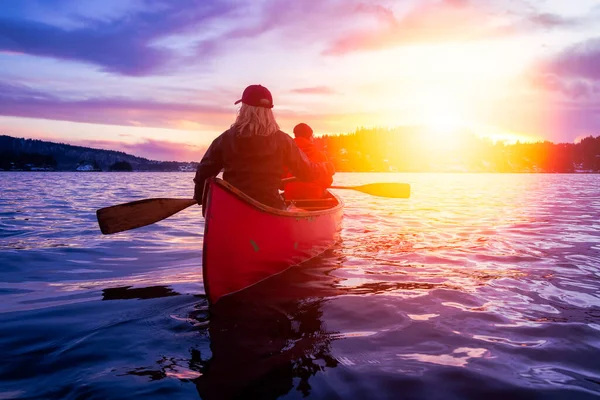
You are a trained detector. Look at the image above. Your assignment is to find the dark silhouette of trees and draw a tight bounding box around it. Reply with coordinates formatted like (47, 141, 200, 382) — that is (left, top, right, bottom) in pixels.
(1, 131, 598, 173)
(313, 127, 600, 173)
(0, 151, 57, 170)
(573, 136, 600, 171)
(109, 161, 133, 171)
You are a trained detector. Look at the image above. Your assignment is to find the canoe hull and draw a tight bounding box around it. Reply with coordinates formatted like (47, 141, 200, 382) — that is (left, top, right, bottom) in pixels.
(202, 178, 343, 304)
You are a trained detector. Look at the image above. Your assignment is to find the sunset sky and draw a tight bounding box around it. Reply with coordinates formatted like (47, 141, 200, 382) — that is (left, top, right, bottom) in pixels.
(1, 0, 599, 161)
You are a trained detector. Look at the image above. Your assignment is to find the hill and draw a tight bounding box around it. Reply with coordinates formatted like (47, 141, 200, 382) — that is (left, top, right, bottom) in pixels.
(0, 136, 197, 172)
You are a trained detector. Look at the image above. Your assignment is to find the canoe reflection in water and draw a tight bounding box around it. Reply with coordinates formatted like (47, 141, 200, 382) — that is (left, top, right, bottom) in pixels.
(196, 253, 344, 399)
(197, 299, 337, 398)
(103, 250, 345, 398)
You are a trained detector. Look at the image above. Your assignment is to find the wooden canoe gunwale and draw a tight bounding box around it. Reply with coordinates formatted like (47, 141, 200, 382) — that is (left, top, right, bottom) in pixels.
(203, 178, 343, 217)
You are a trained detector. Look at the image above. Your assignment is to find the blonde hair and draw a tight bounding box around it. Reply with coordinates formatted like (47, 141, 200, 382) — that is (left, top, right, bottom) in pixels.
(231, 103, 280, 137)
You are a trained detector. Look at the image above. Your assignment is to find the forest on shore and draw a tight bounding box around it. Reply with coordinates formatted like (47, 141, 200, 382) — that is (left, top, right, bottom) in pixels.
(2, 129, 599, 173)
(315, 127, 600, 173)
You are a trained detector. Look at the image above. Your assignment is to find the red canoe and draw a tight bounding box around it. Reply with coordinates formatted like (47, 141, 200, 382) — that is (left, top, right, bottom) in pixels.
(201, 178, 343, 304)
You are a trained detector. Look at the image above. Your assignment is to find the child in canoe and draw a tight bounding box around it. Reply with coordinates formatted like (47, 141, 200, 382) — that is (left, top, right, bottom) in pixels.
(283, 123, 333, 200)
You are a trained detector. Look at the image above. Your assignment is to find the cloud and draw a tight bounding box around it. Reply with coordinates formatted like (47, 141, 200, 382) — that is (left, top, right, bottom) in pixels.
(321, 0, 593, 56)
(0, 80, 384, 139)
(540, 37, 600, 81)
(530, 73, 594, 99)
(323, 1, 514, 55)
(0, 0, 236, 76)
(0, 81, 371, 136)
(0, 81, 232, 130)
(217, 0, 364, 46)
(528, 37, 600, 109)
(482, 99, 600, 143)
(76, 137, 207, 161)
(526, 12, 575, 29)
(4, 0, 590, 76)
(483, 32, 600, 143)
(290, 86, 337, 95)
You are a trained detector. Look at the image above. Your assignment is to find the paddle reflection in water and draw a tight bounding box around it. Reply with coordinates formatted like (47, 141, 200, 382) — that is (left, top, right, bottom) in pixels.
(102, 285, 180, 300)
(195, 250, 345, 399)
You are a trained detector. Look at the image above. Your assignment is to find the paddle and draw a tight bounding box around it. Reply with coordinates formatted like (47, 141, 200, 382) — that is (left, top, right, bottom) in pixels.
(330, 183, 411, 198)
(96, 178, 410, 235)
(97, 198, 197, 235)
(96, 176, 301, 235)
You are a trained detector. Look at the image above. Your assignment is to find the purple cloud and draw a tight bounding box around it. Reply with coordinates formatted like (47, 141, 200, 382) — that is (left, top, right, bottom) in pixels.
(541, 37, 600, 81)
(0, 0, 237, 76)
(496, 33, 600, 142)
(527, 13, 574, 28)
(530, 73, 594, 99)
(76, 138, 207, 162)
(0, 81, 232, 129)
(529, 37, 600, 117)
(483, 99, 600, 143)
(2, 0, 596, 76)
(0, 80, 385, 138)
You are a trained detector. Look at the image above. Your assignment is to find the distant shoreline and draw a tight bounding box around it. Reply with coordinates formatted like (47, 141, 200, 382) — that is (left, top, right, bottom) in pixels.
(1, 170, 599, 174)
(3, 134, 600, 174)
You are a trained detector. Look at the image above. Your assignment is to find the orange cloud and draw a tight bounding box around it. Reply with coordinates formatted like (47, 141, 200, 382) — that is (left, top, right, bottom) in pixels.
(325, 1, 515, 55)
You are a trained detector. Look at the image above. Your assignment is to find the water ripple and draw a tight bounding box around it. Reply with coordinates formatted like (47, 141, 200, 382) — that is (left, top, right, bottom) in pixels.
(1, 172, 599, 399)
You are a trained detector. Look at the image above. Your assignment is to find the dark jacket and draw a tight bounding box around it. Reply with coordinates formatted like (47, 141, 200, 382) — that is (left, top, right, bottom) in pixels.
(194, 128, 330, 209)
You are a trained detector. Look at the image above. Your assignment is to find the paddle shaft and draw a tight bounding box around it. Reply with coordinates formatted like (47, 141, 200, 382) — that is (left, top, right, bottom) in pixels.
(329, 183, 411, 198)
(286, 176, 410, 199)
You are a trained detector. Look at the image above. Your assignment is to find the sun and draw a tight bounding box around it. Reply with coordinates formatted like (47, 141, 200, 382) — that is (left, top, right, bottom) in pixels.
(417, 94, 468, 141)
(426, 109, 464, 136)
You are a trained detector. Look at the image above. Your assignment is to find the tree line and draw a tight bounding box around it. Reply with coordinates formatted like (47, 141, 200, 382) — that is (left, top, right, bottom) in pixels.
(313, 127, 600, 173)
(0, 151, 58, 171)
(2, 130, 599, 173)
(1, 150, 136, 172)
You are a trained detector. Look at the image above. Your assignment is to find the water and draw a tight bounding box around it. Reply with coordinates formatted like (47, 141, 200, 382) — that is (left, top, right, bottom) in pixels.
(1, 172, 599, 399)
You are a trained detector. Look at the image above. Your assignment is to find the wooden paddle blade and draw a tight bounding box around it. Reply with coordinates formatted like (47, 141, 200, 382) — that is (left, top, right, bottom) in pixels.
(96, 198, 197, 235)
(330, 183, 411, 198)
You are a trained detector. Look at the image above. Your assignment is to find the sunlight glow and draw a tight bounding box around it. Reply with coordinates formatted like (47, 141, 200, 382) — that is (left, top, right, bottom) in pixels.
(469, 122, 544, 144)
(418, 94, 467, 139)
(347, 39, 548, 148)
(426, 110, 463, 136)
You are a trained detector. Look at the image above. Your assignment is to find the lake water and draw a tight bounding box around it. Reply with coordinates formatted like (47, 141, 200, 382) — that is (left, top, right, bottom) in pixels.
(1, 172, 599, 399)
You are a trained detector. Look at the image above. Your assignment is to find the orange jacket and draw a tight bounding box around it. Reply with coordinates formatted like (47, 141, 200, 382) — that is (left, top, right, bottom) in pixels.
(284, 137, 333, 200)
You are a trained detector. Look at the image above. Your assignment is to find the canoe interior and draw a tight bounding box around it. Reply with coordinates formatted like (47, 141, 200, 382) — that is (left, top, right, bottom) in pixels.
(203, 178, 343, 216)
(284, 194, 339, 211)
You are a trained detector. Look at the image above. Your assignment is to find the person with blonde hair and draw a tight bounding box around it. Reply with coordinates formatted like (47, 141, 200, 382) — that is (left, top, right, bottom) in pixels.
(193, 85, 333, 209)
